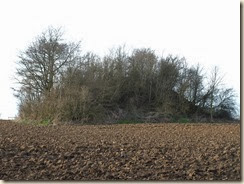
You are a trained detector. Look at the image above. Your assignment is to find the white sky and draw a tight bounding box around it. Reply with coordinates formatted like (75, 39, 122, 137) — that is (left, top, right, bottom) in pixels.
(0, 0, 240, 119)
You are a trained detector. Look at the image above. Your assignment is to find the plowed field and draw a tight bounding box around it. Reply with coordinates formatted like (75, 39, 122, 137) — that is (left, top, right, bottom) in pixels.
(0, 120, 241, 180)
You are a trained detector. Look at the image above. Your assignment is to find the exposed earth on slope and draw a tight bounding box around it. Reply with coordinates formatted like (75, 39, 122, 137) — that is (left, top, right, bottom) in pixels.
(0, 120, 240, 180)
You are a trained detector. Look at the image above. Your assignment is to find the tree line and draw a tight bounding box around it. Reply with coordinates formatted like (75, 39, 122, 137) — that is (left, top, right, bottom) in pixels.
(13, 27, 237, 124)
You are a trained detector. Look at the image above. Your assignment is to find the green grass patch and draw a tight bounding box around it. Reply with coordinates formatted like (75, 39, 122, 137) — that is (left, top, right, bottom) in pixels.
(38, 119, 51, 126)
(116, 120, 143, 124)
(18, 119, 52, 126)
(172, 116, 190, 123)
(177, 117, 189, 124)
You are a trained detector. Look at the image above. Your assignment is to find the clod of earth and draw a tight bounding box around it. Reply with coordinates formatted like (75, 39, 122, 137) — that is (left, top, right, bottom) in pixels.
(0, 121, 240, 180)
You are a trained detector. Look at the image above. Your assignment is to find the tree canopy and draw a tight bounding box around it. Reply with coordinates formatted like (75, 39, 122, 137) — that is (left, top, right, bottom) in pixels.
(14, 27, 238, 124)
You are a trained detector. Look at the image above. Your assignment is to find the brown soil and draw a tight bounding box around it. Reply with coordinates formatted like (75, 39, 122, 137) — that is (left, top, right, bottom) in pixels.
(0, 121, 240, 181)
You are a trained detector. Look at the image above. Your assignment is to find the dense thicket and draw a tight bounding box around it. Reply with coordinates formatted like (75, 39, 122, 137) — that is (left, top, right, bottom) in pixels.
(14, 27, 237, 124)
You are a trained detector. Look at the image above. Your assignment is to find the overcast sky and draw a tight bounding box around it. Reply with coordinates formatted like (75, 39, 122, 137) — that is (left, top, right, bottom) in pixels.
(0, 0, 240, 119)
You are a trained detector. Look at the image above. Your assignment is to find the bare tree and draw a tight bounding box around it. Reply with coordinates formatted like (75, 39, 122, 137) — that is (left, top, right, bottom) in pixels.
(215, 88, 236, 119)
(155, 55, 182, 114)
(127, 48, 157, 106)
(15, 27, 81, 101)
(207, 66, 223, 121)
